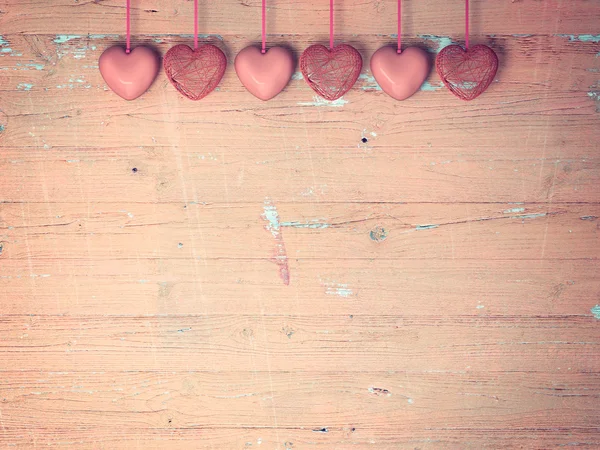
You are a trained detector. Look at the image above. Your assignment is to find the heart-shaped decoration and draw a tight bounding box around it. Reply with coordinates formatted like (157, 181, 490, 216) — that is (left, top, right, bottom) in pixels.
(235, 46, 294, 101)
(435, 44, 498, 101)
(99, 46, 160, 100)
(299, 44, 362, 101)
(370, 46, 430, 101)
(163, 44, 227, 101)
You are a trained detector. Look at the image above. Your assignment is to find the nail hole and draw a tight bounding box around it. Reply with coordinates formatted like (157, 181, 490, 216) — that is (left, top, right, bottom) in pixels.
(361, 137, 368, 143)
(132, 167, 138, 173)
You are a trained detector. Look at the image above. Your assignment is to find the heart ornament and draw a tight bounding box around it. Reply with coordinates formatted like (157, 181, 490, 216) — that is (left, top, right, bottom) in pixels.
(99, 46, 160, 101)
(435, 44, 498, 101)
(300, 44, 362, 101)
(235, 46, 294, 101)
(370, 46, 430, 101)
(164, 44, 227, 101)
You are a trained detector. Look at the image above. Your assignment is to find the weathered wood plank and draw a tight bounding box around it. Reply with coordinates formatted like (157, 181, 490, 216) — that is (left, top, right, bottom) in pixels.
(1, 203, 598, 262)
(1, 425, 598, 449)
(1, 148, 598, 203)
(0, 0, 598, 36)
(0, 314, 598, 372)
(0, 370, 598, 449)
(1, 258, 597, 316)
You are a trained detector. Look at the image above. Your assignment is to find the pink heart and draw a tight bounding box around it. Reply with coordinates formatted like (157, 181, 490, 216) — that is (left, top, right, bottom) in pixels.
(300, 44, 362, 101)
(435, 44, 498, 101)
(235, 46, 294, 101)
(163, 44, 227, 101)
(370, 46, 430, 101)
(99, 46, 160, 100)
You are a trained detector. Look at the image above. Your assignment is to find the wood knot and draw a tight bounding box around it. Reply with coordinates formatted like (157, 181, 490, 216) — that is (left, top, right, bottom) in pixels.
(370, 226, 388, 242)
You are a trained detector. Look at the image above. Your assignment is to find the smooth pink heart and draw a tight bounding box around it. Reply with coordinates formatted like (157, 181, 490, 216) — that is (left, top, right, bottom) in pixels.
(300, 44, 362, 101)
(235, 46, 294, 101)
(99, 46, 159, 100)
(435, 44, 498, 101)
(370, 46, 430, 101)
(163, 44, 227, 101)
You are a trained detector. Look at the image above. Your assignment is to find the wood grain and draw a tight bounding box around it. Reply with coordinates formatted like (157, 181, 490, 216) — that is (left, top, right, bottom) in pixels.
(1, 0, 599, 448)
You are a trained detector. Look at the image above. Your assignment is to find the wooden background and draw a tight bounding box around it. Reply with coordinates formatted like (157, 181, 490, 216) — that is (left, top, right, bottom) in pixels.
(1, 0, 599, 448)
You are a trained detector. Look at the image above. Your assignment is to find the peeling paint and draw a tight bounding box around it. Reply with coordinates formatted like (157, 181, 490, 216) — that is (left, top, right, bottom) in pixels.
(512, 34, 533, 38)
(418, 34, 454, 52)
(298, 96, 348, 107)
(280, 219, 330, 229)
(517, 213, 546, 220)
(504, 207, 525, 214)
(556, 34, 600, 43)
(262, 199, 290, 285)
(17, 83, 33, 91)
(291, 71, 304, 80)
(0, 35, 13, 54)
(323, 281, 353, 298)
(416, 224, 439, 230)
(54, 35, 82, 44)
(591, 305, 600, 320)
(358, 73, 382, 91)
(420, 81, 444, 91)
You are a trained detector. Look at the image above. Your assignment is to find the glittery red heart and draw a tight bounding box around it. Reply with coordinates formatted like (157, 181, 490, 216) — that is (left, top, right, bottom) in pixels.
(435, 44, 498, 101)
(163, 44, 226, 101)
(299, 44, 362, 101)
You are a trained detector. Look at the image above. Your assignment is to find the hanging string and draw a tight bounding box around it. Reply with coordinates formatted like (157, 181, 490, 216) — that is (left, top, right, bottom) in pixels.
(125, 0, 131, 53)
(397, 0, 401, 53)
(261, 0, 266, 53)
(194, 0, 199, 49)
(465, 0, 469, 50)
(329, 0, 334, 50)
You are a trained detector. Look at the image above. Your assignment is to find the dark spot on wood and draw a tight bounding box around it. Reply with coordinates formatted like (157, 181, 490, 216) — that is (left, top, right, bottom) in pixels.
(132, 167, 138, 173)
(145, 9, 158, 13)
(351, 427, 356, 432)
(581, 215, 597, 221)
(369, 386, 391, 396)
(361, 137, 368, 143)
(312, 428, 328, 433)
(168, 419, 172, 423)
(370, 225, 388, 242)
(0, 242, 4, 256)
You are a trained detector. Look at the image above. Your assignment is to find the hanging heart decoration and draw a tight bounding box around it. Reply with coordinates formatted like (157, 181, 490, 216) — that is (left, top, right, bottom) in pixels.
(300, 45, 362, 101)
(435, 0, 498, 101)
(234, 0, 294, 101)
(164, 44, 226, 100)
(163, 0, 226, 100)
(99, 46, 160, 101)
(299, 0, 362, 101)
(370, 0, 430, 101)
(435, 44, 498, 101)
(371, 47, 429, 101)
(235, 46, 294, 101)
(99, 0, 159, 100)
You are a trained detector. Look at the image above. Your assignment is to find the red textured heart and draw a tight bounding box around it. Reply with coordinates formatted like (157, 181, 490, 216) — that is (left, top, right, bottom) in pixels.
(300, 44, 362, 101)
(435, 44, 498, 101)
(164, 44, 226, 101)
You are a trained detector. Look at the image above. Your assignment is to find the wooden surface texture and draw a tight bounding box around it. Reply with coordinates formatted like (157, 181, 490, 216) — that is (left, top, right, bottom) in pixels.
(0, 0, 599, 448)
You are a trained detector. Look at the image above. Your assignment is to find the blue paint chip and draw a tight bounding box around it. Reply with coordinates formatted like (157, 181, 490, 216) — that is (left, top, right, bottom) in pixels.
(416, 224, 439, 230)
(591, 305, 600, 320)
